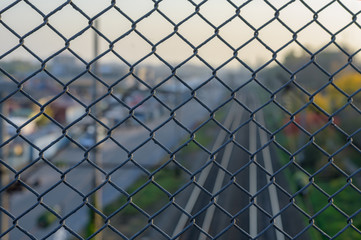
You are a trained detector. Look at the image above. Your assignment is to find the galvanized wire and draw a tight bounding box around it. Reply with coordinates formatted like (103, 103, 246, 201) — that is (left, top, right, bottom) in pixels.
(0, 0, 361, 239)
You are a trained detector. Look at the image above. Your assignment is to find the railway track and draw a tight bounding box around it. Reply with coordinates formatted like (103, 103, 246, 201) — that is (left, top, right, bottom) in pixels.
(170, 100, 288, 240)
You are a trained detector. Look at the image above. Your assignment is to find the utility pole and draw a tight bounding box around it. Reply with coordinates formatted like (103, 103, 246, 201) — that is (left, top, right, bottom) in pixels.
(0, 88, 10, 240)
(90, 19, 103, 240)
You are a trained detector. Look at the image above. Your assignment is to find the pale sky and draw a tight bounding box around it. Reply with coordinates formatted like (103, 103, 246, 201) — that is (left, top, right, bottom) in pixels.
(1, 0, 361, 68)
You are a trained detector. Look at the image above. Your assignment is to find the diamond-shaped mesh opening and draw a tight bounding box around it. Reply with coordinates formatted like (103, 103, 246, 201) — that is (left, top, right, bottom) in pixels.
(334, 184, 361, 218)
(218, 183, 249, 215)
(109, 162, 148, 192)
(177, 14, 215, 47)
(314, 204, 351, 238)
(48, 4, 89, 39)
(237, 38, 273, 69)
(174, 97, 211, 129)
(22, 78, 63, 105)
(98, 10, 132, 43)
(274, 120, 310, 154)
(136, 11, 174, 44)
(258, 62, 291, 93)
(198, 37, 235, 68)
(278, 202, 312, 237)
(317, 1, 353, 34)
(63, 204, 98, 238)
(0, 1, 43, 37)
(129, 182, 170, 216)
(68, 116, 106, 144)
(203, 204, 234, 235)
(295, 183, 328, 214)
(314, 124, 347, 155)
(156, 34, 195, 66)
(293, 65, 330, 96)
(279, 47, 312, 72)
(314, 164, 348, 185)
(293, 143, 329, 175)
(46, 53, 87, 83)
(219, 16, 254, 49)
(278, 1, 313, 31)
(152, 121, 189, 151)
(317, 46, 350, 72)
(334, 104, 361, 133)
(240, 0, 275, 30)
(198, 0, 236, 27)
(42, 182, 84, 208)
(177, 58, 213, 80)
(194, 78, 229, 110)
(150, 203, 186, 236)
(313, 85, 347, 115)
(70, 31, 106, 63)
(338, 23, 361, 52)
(333, 144, 361, 175)
(297, 22, 332, 51)
(173, 141, 210, 175)
(233, 163, 252, 191)
(292, 104, 330, 135)
(23, 26, 65, 61)
(237, 80, 271, 110)
(112, 31, 153, 65)
(63, 160, 104, 194)
(158, 0, 194, 24)
(258, 20, 293, 52)
(8, 182, 38, 215)
(256, 102, 289, 133)
(16, 204, 62, 239)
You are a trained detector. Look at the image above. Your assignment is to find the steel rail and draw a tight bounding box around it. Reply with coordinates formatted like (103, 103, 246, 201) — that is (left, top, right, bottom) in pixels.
(197, 106, 244, 240)
(172, 102, 238, 238)
(249, 120, 258, 239)
(257, 109, 285, 240)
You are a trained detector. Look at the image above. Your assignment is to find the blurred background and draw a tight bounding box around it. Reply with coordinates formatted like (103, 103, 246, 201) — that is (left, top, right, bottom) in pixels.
(0, 0, 361, 239)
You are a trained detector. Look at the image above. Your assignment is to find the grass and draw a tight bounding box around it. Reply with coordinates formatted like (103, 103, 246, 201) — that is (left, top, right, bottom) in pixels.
(82, 166, 187, 239)
(104, 166, 184, 217)
(272, 117, 361, 240)
(308, 179, 361, 239)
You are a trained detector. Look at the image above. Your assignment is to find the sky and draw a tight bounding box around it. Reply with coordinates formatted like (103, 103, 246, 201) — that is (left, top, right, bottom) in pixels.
(1, 0, 361, 69)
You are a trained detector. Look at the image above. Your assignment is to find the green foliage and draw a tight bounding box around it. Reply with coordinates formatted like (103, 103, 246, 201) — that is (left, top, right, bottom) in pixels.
(263, 63, 361, 239)
(309, 180, 361, 239)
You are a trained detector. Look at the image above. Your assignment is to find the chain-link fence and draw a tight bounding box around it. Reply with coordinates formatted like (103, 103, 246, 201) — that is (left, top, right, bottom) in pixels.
(1, 0, 361, 239)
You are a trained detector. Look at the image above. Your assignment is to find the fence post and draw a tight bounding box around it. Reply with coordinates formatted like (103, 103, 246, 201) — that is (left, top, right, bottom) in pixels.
(91, 19, 103, 240)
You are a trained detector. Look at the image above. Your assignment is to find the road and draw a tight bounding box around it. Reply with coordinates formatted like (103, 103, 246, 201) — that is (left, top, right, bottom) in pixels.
(6, 84, 224, 239)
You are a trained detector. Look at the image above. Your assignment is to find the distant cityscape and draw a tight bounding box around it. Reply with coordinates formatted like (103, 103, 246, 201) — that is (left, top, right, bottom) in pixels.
(0, 55, 241, 169)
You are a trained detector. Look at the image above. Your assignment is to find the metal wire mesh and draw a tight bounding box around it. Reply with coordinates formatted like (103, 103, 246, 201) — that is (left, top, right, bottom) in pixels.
(0, 0, 361, 239)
